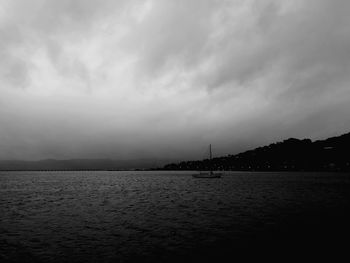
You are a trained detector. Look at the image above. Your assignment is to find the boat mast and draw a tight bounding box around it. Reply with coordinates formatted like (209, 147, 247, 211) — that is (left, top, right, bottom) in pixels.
(209, 144, 212, 160)
(209, 144, 212, 173)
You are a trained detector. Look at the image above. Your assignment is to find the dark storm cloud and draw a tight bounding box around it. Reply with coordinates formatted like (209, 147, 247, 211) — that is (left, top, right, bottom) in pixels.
(1, 0, 350, 160)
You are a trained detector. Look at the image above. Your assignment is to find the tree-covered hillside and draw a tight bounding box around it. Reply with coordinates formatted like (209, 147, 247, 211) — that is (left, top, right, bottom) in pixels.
(163, 132, 350, 172)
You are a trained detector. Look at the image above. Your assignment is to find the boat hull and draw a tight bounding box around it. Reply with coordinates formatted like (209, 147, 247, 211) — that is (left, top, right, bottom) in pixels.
(192, 173, 222, 178)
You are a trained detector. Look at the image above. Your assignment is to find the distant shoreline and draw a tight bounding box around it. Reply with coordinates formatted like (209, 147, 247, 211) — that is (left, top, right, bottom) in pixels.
(163, 132, 350, 173)
(1, 169, 348, 173)
(1, 132, 349, 172)
(0, 169, 148, 172)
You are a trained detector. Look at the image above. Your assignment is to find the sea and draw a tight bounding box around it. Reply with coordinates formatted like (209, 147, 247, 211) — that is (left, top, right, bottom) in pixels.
(1, 171, 349, 262)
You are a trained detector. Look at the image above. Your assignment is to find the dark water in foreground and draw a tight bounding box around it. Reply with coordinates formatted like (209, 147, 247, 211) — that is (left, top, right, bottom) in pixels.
(1, 171, 350, 262)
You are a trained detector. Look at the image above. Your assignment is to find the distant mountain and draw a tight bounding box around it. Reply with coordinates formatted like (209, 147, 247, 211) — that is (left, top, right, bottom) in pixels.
(0, 158, 175, 171)
(163, 132, 350, 172)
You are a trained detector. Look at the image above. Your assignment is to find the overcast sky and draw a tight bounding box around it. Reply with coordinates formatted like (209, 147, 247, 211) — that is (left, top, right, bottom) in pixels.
(1, 0, 350, 160)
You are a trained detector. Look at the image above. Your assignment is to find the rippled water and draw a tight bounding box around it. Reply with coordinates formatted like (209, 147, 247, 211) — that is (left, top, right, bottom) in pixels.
(1, 171, 350, 262)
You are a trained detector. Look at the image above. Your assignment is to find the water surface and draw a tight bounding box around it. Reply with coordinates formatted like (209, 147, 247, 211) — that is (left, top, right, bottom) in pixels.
(1, 171, 349, 262)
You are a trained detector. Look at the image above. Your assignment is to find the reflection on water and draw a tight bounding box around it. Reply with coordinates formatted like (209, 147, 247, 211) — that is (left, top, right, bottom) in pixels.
(1, 171, 349, 262)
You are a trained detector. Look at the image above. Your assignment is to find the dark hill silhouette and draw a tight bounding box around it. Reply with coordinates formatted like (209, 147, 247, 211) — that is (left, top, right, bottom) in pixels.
(163, 132, 350, 172)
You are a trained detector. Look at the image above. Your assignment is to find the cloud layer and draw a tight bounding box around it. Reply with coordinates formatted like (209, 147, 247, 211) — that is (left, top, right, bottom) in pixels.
(1, 0, 350, 160)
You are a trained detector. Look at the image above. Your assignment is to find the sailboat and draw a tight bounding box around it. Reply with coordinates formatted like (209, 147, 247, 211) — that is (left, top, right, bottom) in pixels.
(192, 144, 223, 178)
